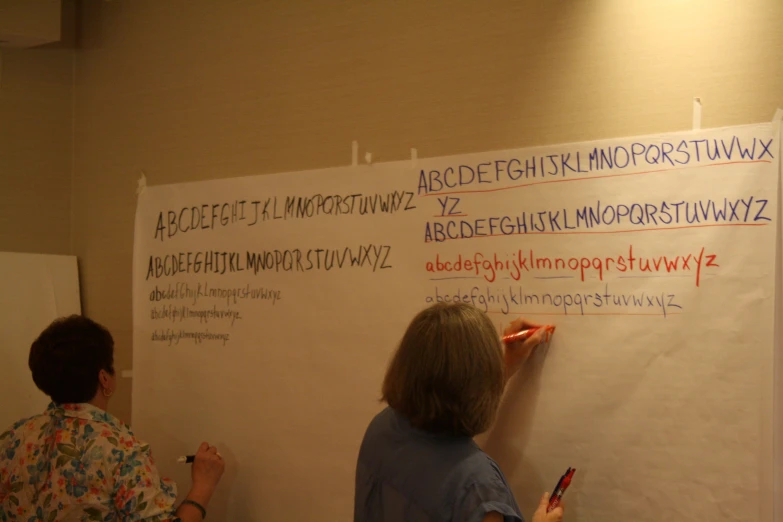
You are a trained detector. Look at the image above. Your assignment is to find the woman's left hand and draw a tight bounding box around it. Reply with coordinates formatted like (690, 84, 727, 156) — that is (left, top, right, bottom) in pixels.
(502, 318, 552, 373)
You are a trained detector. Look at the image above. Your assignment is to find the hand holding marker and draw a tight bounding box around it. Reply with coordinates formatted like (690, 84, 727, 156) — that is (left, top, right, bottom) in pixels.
(178, 453, 222, 463)
(174, 443, 225, 520)
(548, 468, 575, 512)
(502, 325, 556, 344)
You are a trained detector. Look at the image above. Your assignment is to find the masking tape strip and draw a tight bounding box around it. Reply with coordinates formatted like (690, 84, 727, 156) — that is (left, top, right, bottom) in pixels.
(352, 141, 358, 167)
(136, 172, 147, 195)
(692, 97, 702, 130)
(411, 148, 418, 170)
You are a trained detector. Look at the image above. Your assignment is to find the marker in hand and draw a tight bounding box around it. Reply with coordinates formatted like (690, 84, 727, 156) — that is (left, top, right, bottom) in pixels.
(502, 325, 555, 344)
(547, 468, 575, 512)
(177, 453, 222, 464)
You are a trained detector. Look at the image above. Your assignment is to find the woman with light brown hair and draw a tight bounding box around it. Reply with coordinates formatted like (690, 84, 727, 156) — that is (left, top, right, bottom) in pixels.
(354, 302, 563, 522)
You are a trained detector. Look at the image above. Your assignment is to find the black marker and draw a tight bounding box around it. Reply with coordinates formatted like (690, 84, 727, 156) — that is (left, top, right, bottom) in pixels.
(177, 452, 222, 464)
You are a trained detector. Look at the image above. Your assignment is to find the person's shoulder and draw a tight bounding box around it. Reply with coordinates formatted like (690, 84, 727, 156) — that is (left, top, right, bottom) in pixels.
(370, 406, 395, 425)
(99, 424, 150, 456)
(452, 449, 512, 492)
(357, 407, 398, 463)
(456, 445, 494, 469)
(73, 404, 146, 448)
(448, 451, 522, 521)
(362, 406, 395, 439)
(0, 414, 44, 443)
(0, 415, 45, 465)
(79, 412, 149, 462)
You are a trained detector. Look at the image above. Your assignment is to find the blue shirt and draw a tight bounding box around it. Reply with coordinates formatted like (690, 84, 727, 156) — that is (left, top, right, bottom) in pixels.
(354, 407, 523, 522)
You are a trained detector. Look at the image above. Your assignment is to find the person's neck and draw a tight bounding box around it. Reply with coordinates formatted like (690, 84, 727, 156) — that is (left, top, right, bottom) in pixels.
(87, 394, 109, 411)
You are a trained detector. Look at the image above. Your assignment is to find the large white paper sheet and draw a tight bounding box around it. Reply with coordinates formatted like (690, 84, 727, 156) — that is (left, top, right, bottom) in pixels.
(133, 123, 778, 521)
(0, 252, 81, 430)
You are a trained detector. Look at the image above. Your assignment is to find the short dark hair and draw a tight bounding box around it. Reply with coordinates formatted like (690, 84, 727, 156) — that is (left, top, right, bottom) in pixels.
(382, 302, 505, 437)
(29, 315, 115, 404)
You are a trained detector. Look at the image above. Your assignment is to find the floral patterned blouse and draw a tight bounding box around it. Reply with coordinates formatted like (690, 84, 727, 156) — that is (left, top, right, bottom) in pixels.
(0, 403, 179, 521)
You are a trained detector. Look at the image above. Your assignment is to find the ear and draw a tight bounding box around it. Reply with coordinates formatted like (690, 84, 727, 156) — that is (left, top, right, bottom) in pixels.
(98, 369, 112, 389)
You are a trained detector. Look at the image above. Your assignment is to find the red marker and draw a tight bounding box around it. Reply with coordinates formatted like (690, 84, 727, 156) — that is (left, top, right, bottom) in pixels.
(502, 325, 555, 344)
(547, 468, 575, 512)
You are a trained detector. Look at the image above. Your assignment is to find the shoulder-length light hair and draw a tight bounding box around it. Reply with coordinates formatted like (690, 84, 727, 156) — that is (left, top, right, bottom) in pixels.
(382, 302, 505, 437)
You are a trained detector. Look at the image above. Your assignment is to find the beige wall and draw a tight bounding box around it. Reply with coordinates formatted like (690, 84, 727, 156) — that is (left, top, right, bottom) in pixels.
(72, 0, 782, 427)
(0, 0, 61, 47)
(0, 1, 73, 256)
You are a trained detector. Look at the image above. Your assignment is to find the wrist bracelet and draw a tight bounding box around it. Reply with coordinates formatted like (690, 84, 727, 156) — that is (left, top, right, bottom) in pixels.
(181, 499, 207, 519)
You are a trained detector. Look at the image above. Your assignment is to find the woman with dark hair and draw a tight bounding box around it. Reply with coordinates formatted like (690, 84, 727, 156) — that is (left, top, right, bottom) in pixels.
(0, 315, 224, 521)
(354, 302, 564, 522)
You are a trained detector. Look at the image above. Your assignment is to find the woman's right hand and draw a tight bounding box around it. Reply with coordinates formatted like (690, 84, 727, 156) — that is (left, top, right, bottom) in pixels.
(532, 492, 564, 522)
(502, 318, 553, 379)
(190, 442, 225, 501)
(176, 442, 225, 521)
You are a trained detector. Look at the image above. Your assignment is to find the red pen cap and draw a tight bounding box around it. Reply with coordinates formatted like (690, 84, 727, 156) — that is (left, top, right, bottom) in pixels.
(560, 469, 575, 490)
